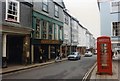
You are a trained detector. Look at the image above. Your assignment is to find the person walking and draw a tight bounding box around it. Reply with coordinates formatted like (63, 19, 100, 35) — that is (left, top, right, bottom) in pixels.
(42, 50, 46, 62)
(55, 49, 61, 62)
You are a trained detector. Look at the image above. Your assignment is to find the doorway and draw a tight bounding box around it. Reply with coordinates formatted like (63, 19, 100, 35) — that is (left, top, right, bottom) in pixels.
(7, 35, 23, 65)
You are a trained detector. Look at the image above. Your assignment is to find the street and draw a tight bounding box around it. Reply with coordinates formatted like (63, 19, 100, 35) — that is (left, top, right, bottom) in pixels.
(2, 55, 96, 80)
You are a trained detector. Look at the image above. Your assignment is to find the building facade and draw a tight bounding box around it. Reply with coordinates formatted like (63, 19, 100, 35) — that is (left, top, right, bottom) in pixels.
(31, 0, 65, 63)
(62, 10, 71, 57)
(70, 17, 79, 52)
(1, 0, 33, 67)
(77, 24, 87, 55)
(98, 0, 120, 53)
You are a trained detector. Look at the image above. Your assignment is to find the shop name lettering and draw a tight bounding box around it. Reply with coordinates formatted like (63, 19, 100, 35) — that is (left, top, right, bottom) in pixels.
(41, 40, 59, 44)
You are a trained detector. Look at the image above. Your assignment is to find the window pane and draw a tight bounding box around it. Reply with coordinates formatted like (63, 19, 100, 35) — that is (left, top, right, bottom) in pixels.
(55, 5, 58, 11)
(9, 2, 12, 6)
(8, 10, 12, 14)
(15, 17, 17, 21)
(43, 5, 47, 11)
(42, 20, 47, 39)
(8, 15, 14, 19)
(13, 11, 15, 15)
(13, 6, 15, 11)
(42, 0, 48, 12)
(54, 5, 59, 17)
(43, 0, 48, 5)
(60, 27, 63, 40)
(9, 5, 12, 10)
(48, 23, 53, 39)
(15, 12, 17, 15)
(55, 25, 58, 40)
(55, 11, 58, 17)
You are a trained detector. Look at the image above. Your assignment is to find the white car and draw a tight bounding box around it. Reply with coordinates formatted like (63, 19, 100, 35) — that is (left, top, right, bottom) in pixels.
(68, 52, 81, 60)
(84, 51, 93, 57)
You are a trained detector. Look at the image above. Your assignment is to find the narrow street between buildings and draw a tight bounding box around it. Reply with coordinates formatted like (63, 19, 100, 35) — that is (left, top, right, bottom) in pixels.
(2, 55, 96, 80)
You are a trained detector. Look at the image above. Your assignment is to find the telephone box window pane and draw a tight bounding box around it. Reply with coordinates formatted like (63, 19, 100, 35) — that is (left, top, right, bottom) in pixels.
(100, 43, 108, 68)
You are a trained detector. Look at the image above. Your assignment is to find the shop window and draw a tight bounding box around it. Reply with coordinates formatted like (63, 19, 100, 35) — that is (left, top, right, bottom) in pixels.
(59, 26, 63, 40)
(6, 0, 20, 22)
(42, 20, 47, 39)
(36, 19, 41, 38)
(48, 23, 53, 40)
(55, 24, 58, 40)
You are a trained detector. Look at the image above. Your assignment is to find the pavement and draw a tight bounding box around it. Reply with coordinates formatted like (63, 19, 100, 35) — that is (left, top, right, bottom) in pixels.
(1, 55, 86, 75)
(0, 58, 67, 75)
(88, 54, 120, 81)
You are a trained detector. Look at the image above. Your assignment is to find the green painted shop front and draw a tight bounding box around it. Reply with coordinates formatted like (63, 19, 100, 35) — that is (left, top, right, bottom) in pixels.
(31, 11, 64, 63)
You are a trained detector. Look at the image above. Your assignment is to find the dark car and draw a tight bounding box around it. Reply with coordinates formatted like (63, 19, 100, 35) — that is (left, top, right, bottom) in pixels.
(68, 52, 81, 60)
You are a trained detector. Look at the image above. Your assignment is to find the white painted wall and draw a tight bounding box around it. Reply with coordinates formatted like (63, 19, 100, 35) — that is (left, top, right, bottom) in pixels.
(63, 11, 71, 45)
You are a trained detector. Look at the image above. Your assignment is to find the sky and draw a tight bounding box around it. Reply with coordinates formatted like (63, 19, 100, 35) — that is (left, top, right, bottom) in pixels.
(63, 0, 100, 38)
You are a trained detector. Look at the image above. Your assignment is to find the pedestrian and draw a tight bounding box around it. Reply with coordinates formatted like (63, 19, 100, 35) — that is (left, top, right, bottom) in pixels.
(39, 54, 43, 63)
(111, 51, 114, 59)
(55, 49, 61, 62)
(42, 50, 47, 62)
(25, 51, 29, 65)
(57, 49, 60, 58)
(115, 51, 117, 56)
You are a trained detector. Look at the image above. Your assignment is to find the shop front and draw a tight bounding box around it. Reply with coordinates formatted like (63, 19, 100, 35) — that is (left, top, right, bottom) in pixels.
(77, 46, 86, 55)
(31, 39, 63, 63)
(61, 44, 71, 57)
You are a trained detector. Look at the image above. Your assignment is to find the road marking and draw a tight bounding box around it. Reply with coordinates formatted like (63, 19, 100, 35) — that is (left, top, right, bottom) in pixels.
(82, 62, 97, 81)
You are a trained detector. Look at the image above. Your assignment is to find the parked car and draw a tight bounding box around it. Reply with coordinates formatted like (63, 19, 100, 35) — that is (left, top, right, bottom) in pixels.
(68, 52, 81, 60)
(84, 51, 93, 57)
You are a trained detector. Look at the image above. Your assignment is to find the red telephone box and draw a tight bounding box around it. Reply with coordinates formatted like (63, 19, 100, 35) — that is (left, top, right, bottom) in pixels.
(97, 36, 112, 75)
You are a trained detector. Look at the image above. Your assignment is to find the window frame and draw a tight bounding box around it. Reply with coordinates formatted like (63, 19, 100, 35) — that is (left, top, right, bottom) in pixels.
(35, 18, 41, 39)
(54, 4, 59, 18)
(112, 22, 120, 36)
(48, 22, 53, 40)
(59, 26, 63, 40)
(54, 24, 58, 40)
(42, 20, 48, 39)
(65, 13, 69, 25)
(42, 0, 48, 13)
(5, 0, 20, 22)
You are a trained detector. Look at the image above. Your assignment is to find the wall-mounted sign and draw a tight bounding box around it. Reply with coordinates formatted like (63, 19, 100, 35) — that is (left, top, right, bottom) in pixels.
(40, 40, 59, 44)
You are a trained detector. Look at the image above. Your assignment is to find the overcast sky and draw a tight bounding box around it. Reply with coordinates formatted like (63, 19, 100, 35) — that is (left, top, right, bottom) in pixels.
(63, 0, 100, 38)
